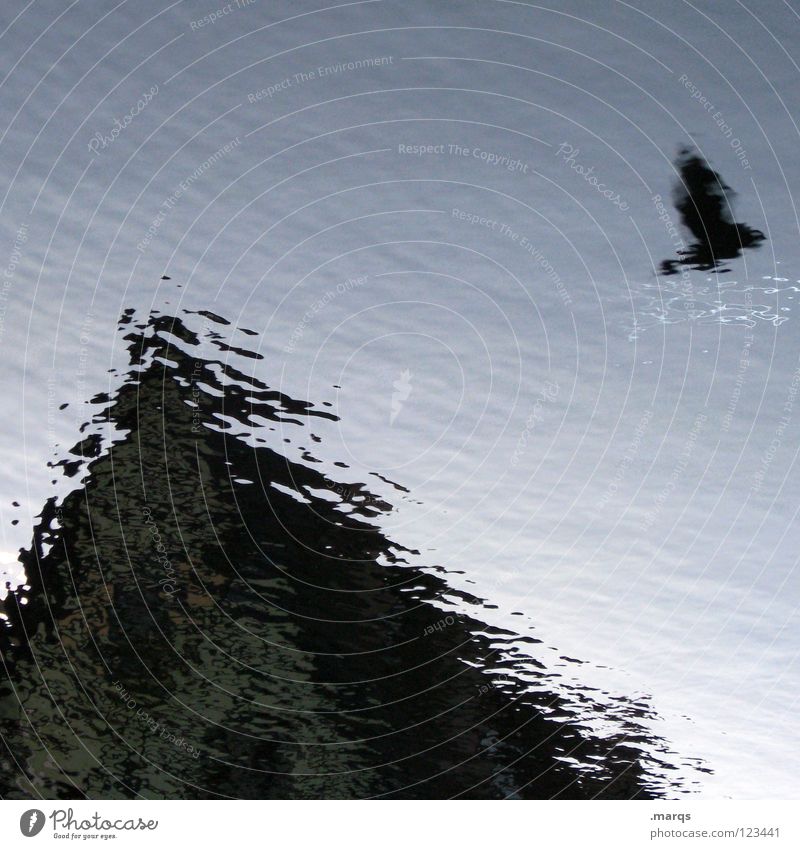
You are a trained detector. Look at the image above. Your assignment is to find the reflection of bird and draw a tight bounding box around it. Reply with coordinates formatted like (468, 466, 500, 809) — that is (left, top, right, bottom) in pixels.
(28, 812, 39, 834)
(660, 149, 764, 275)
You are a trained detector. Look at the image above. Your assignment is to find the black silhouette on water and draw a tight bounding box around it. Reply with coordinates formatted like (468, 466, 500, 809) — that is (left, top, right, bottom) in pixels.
(0, 305, 693, 799)
(660, 149, 765, 275)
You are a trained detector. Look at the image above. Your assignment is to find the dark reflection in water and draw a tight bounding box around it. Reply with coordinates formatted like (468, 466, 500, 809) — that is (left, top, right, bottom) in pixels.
(660, 148, 765, 275)
(1, 306, 689, 799)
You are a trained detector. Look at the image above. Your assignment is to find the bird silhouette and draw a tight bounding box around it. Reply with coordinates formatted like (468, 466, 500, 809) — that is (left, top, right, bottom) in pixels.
(660, 148, 765, 275)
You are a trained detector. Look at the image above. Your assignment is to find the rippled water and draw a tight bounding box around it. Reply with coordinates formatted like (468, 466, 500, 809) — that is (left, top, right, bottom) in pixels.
(1, 0, 799, 798)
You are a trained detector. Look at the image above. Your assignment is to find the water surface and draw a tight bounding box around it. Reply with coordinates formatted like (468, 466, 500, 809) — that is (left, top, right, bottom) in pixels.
(1, 0, 799, 797)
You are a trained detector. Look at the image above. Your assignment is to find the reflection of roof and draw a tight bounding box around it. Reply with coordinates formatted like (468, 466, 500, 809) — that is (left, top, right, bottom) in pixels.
(0, 308, 683, 799)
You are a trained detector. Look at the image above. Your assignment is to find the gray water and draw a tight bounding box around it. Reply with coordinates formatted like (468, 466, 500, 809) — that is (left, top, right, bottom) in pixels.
(1, 0, 799, 798)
